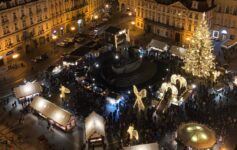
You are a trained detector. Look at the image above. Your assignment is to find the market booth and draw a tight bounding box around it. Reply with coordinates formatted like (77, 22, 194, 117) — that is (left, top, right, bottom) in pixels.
(169, 45, 187, 59)
(14, 82, 43, 100)
(123, 143, 159, 150)
(30, 96, 76, 131)
(85, 111, 105, 148)
(177, 123, 216, 149)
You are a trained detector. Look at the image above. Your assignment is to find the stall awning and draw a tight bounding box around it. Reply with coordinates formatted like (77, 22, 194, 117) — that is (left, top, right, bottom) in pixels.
(85, 111, 105, 140)
(170, 46, 187, 59)
(221, 39, 237, 49)
(14, 82, 43, 99)
(123, 143, 159, 150)
(30, 96, 73, 127)
(147, 39, 169, 52)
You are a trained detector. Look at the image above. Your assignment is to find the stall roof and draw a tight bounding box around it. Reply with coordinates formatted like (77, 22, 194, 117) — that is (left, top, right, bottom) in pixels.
(105, 26, 121, 34)
(30, 96, 73, 127)
(85, 111, 105, 140)
(170, 46, 187, 59)
(63, 55, 81, 63)
(221, 39, 237, 49)
(123, 143, 159, 150)
(14, 82, 43, 99)
(147, 39, 169, 52)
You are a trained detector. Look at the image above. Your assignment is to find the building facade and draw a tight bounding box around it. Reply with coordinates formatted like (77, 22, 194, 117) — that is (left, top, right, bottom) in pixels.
(0, 0, 104, 65)
(213, 0, 237, 41)
(119, 0, 136, 14)
(134, 0, 215, 46)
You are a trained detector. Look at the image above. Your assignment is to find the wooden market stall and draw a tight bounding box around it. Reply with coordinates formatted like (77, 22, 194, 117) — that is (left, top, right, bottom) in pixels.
(14, 82, 42, 100)
(30, 96, 76, 131)
(85, 111, 105, 148)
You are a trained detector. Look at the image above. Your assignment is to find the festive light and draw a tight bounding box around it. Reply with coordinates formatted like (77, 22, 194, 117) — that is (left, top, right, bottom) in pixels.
(183, 13, 216, 78)
(133, 85, 146, 111)
(127, 125, 139, 140)
(59, 85, 70, 99)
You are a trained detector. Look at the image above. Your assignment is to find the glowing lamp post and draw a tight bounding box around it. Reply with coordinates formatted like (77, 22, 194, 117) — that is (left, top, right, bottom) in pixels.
(131, 21, 135, 31)
(94, 15, 98, 20)
(70, 26, 76, 32)
(12, 53, 19, 59)
(52, 34, 58, 54)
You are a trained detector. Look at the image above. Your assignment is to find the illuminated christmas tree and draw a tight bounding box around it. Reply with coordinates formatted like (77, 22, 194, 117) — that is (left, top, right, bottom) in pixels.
(183, 14, 216, 78)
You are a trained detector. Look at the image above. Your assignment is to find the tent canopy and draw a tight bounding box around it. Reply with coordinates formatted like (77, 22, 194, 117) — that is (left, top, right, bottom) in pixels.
(170, 46, 187, 59)
(123, 143, 159, 150)
(30, 96, 73, 127)
(85, 111, 105, 140)
(147, 39, 169, 52)
(14, 82, 43, 99)
(177, 123, 216, 149)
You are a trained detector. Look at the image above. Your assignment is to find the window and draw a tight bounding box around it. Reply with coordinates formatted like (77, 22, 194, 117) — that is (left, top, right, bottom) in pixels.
(30, 18, 33, 25)
(14, 23, 18, 31)
(22, 20, 26, 28)
(16, 35, 20, 43)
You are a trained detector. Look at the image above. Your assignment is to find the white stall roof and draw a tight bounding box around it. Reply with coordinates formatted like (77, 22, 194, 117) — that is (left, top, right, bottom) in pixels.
(30, 96, 73, 127)
(147, 39, 169, 52)
(14, 82, 43, 99)
(170, 46, 187, 59)
(221, 39, 237, 49)
(123, 143, 159, 150)
(85, 111, 105, 140)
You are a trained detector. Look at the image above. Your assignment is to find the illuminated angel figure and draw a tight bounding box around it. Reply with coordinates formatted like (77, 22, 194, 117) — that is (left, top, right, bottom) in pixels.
(127, 125, 139, 140)
(133, 85, 147, 112)
(59, 85, 70, 99)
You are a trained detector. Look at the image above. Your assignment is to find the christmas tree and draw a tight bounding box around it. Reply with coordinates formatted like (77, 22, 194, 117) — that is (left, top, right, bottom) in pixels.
(183, 14, 216, 78)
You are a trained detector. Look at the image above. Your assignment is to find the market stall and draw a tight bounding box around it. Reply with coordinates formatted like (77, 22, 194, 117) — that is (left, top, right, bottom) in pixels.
(170, 45, 186, 59)
(14, 82, 43, 100)
(30, 96, 76, 131)
(177, 123, 216, 149)
(85, 111, 105, 148)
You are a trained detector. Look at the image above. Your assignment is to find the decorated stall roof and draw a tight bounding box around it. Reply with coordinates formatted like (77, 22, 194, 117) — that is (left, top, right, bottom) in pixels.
(14, 82, 43, 99)
(147, 39, 169, 52)
(30, 96, 73, 128)
(85, 111, 105, 140)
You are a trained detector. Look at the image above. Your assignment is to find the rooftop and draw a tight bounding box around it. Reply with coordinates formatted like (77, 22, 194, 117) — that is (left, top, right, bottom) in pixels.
(105, 26, 122, 34)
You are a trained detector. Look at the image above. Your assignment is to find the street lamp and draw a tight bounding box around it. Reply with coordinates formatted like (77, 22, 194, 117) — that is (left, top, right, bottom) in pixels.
(105, 4, 109, 9)
(94, 15, 98, 20)
(70, 26, 76, 32)
(12, 53, 19, 59)
(52, 34, 58, 54)
(131, 21, 135, 31)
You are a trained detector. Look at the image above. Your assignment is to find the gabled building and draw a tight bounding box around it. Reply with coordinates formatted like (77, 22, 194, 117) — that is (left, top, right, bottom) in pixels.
(134, 0, 215, 45)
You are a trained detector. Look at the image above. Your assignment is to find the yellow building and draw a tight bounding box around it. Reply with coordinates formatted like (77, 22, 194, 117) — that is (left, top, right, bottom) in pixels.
(213, 0, 237, 41)
(119, 0, 137, 14)
(0, 0, 104, 65)
(134, 0, 215, 45)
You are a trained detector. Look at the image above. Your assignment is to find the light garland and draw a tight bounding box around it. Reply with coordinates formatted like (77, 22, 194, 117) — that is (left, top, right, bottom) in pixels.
(183, 14, 216, 78)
